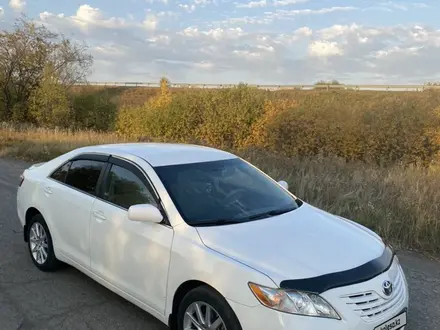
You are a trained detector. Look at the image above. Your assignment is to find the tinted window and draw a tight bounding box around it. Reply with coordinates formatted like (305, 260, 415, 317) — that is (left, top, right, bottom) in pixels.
(65, 160, 105, 195)
(50, 162, 71, 183)
(154, 158, 299, 226)
(105, 164, 157, 209)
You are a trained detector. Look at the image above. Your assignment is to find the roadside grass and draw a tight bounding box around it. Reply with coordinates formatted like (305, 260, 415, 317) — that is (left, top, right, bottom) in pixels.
(0, 123, 128, 161)
(1, 124, 439, 255)
(242, 149, 440, 255)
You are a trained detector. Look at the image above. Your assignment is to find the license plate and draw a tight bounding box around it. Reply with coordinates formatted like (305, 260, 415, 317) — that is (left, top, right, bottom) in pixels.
(374, 311, 407, 330)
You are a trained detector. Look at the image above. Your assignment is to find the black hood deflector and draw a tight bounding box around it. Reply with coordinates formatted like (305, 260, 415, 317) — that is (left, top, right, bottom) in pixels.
(279, 246, 394, 294)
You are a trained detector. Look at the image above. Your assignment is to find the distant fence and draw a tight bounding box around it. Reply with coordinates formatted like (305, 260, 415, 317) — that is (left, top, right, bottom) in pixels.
(75, 82, 440, 92)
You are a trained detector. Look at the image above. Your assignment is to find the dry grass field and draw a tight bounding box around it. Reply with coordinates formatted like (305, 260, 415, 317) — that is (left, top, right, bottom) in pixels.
(2, 81, 440, 254)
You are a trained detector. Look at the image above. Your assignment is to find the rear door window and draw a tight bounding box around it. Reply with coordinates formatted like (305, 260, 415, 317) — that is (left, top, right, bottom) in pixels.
(65, 160, 105, 196)
(50, 162, 72, 183)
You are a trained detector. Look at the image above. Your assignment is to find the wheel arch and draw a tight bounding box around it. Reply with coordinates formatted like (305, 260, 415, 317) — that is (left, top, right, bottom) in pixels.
(24, 205, 63, 271)
(168, 280, 228, 330)
(24, 207, 44, 242)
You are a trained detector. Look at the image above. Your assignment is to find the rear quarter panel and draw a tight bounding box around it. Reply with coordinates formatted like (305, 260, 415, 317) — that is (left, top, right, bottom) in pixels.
(16, 169, 35, 227)
(16, 150, 81, 242)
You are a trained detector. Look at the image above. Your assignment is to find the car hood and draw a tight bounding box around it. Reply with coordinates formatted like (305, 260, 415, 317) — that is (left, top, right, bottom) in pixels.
(196, 202, 385, 286)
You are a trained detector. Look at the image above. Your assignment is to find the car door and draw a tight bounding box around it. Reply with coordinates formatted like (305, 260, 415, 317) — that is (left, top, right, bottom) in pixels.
(90, 156, 173, 315)
(44, 154, 108, 269)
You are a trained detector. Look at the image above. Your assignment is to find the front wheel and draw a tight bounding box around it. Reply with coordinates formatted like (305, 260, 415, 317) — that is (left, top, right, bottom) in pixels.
(177, 285, 242, 330)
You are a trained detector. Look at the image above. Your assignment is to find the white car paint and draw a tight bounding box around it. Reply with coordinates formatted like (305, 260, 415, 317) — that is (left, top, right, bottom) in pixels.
(89, 196, 174, 314)
(92, 142, 237, 167)
(16, 143, 409, 330)
(196, 203, 385, 284)
(43, 178, 96, 267)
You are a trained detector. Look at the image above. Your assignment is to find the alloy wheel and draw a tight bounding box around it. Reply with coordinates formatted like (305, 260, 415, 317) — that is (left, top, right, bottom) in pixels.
(183, 301, 227, 330)
(29, 222, 49, 264)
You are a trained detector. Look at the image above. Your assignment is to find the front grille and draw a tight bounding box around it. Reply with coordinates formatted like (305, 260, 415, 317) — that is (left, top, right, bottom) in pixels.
(340, 262, 406, 322)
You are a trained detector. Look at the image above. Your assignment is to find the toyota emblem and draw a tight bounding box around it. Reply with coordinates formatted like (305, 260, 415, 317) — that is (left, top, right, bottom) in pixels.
(382, 280, 393, 296)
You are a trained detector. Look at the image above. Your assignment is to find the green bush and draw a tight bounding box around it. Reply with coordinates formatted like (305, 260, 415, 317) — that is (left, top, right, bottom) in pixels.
(5, 75, 440, 167)
(117, 84, 272, 148)
(115, 85, 440, 166)
(70, 89, 118, 131)
(28, 75, 71, 128)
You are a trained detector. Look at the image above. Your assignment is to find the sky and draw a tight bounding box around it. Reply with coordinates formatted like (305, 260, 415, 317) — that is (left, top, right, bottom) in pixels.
(0, 0, 439, 84)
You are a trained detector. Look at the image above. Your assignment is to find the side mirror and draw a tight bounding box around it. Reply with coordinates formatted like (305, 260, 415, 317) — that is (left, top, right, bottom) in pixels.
(278, 180, 289, 190)
(128, 204, 163, 224)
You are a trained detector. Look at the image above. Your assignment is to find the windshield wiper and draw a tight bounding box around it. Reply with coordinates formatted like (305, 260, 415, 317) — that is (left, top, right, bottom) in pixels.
(192, 219, 243, 227)
(192, 206, 296, 226)
(244, 206, 296, 221)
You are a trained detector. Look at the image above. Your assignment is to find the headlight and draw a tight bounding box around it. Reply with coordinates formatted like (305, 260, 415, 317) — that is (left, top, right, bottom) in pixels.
(248, 282, 340, 319)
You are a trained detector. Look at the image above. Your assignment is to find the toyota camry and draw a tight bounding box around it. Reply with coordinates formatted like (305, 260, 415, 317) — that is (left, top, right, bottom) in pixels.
(16, 143, 409, 330)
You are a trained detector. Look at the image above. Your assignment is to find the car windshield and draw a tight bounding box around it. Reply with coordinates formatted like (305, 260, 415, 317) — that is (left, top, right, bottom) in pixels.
(154, 158, 300, 226)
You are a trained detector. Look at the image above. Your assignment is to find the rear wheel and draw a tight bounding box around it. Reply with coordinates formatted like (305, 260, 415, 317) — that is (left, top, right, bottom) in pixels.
(27, 214, 61, 271)
(177, 285, 242, 330)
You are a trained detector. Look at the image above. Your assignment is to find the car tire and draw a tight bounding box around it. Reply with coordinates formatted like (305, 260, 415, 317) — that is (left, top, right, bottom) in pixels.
(177, 285, 242, 330)
(27, 214, 61, 272)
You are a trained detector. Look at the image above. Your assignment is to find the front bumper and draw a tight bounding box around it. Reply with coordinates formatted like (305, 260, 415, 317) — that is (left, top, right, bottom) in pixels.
(229, 257, 409, 330)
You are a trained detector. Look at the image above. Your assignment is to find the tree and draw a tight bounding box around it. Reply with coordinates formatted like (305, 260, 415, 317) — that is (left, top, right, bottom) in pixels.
(28, 66, 71, 127)
(0, 16, 93, 121)
(315, 79, 341, 85)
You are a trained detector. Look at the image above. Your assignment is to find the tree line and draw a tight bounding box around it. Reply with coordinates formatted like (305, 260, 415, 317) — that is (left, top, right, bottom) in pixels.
(0, 16, 118, 129)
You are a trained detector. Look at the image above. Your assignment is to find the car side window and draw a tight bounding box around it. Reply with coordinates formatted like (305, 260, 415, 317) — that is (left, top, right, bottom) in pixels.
(50, 162, 72, 183)
(65, 160, 105, 195)
(104, 164, 157, 210)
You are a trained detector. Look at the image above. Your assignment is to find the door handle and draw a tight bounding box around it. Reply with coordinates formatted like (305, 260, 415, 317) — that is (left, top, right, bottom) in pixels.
(44, 187, 53, 195)
(93, 211, 107, 221)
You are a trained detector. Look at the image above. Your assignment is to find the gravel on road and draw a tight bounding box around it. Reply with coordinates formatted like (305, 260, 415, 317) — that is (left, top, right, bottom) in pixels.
(0, 157, 439, 330)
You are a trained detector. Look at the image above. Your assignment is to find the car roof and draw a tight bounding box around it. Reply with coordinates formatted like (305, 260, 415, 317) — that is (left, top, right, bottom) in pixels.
(74, 143, 237, 167)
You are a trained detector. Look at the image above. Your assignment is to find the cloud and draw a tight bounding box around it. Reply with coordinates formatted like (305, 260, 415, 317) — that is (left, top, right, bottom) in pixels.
(236, 0, 267, 8)
(157, 11, 179, 17)
(143, 14, 158, 30)
(34, 5, 440, 84)
(177, 0, 214, 12)
(0, 7, 4, 17)
(39, 5, 140, 32)
(272, 0, 308, 7)
(40, 5, 128, 30)
(218, 16, 272, 25)
(75, 4, 103, 23)
(178, 27, 246, 40)
(295, 26, 313, 37)
(412, 2, 429, 8)
(317, 24, 379, 40)
(265, 6, 357, 20)
(309, 41, 343, 57)
(179, 4, 196, 12)
(194, 0, 214, 5)
(9, 0, 26, 12)
(367, 1, 429, 12)
(293, 6, 357, 15)
(235, 0, 308, 8)
(372, 45, 423, 59)
(146, 0, 168, 4)
(274, 26, 313, 44)
(310, 23, 440, 82)
(381, 1, 408, 11)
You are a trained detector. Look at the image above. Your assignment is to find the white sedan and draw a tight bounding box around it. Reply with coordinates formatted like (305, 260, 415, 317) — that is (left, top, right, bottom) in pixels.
(16, 143, 409, 330)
